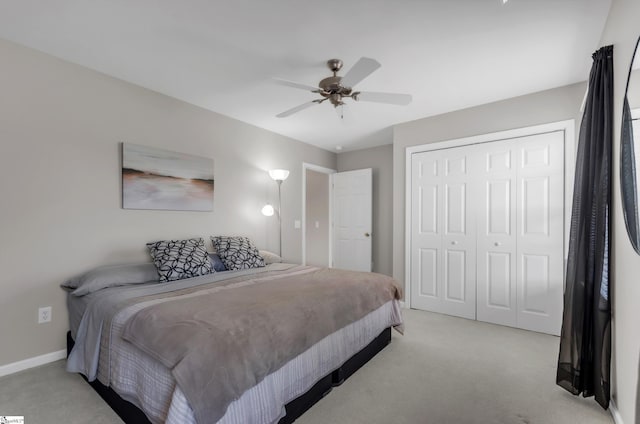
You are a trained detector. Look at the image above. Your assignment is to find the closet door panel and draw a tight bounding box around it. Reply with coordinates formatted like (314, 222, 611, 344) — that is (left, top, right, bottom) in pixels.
(417, 248, 438, 297)
(411, 151, 444, 312)
(486, 252, 512, 308)
(477, 142, 517, 327)
(440, 149, 476, 319)
(488, 179, 511, 235)
(520, 254, 550, 313)
(445, 182, 466, 234)
(516, 132, 565, 336)
(411, 148, 476, 319)
(445, 249, 467, 302)
(521, 176, 550, 236)
(444, 180, 469, 305)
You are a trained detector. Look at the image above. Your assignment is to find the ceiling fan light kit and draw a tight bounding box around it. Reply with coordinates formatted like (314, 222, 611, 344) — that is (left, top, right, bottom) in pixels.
(275, 57, 412, 118)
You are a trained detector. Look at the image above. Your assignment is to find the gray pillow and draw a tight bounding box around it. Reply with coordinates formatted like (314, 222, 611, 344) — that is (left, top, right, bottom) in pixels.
(147, 238, 213, 282)
(208, 253, 227, 272)
(62, 263, 159, 296)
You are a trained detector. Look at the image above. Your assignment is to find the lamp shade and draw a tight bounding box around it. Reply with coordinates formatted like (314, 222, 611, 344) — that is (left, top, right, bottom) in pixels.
(269, 169, 290, 181)
(261, 204, 275, 216)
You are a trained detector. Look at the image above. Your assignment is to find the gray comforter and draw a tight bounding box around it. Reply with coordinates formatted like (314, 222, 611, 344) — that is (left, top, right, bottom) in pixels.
(67, 264, 299, 383)
(121, 265, 402, 424)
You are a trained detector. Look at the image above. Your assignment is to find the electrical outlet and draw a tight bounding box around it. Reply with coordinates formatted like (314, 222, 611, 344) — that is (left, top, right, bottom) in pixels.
(38, 306, 52, 324)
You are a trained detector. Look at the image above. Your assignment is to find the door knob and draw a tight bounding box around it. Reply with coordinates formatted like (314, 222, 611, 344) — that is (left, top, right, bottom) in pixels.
(494, 242, 501, 246)
(365, 232, 370, 237)
(451, 241, 458, 245)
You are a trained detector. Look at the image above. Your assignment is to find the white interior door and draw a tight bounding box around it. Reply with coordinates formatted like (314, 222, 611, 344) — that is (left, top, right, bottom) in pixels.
(411, 148, 476, 320)
(441, 148, 477, 319)
(476, 140, 518, 327)
(515, 131, 565, 336)
(410, 151, 442, 312)
(332, 168, 372, 271)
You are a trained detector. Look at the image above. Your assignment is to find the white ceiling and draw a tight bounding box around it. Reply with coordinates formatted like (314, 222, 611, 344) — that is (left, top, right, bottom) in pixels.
(0, 0, 611, 152)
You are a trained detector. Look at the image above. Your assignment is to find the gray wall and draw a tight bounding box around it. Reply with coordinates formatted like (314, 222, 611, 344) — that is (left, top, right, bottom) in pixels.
(0, 38, 336, 367)
(337, 144, 393, 276)
(628, 69, 640, 107)
(392, 82, 586, 294)
(305, 169, 330, 267)
(599, 0, 640, 422)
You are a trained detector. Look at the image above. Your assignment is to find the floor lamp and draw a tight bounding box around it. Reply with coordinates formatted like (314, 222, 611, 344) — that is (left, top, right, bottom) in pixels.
(262, 169, 289, 256)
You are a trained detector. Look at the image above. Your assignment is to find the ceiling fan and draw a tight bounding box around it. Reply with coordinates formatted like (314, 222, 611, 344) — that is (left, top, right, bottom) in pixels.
(274, 57, 412, 118)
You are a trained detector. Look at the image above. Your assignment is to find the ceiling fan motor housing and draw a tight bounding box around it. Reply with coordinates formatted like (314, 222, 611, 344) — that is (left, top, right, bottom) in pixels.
(319, 81, 353, 107)
(318, 59, 356, 106)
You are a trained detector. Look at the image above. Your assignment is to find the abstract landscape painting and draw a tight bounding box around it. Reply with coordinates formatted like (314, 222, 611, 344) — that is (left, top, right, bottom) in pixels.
(122, 143, 214, 211)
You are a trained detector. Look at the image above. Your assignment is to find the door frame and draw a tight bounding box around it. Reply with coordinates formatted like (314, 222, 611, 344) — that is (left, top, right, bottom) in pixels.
(404, 119, 576, 309)
(302, 162, 336, 266)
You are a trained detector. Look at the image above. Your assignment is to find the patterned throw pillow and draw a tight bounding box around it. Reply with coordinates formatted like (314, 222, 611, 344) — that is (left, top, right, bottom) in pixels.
(146, 238, 213, 282)
(210, 236, 265, 271)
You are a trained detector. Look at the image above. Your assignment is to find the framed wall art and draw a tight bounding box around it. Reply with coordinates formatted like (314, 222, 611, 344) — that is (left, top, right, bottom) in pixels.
(122, 143, 214, 211)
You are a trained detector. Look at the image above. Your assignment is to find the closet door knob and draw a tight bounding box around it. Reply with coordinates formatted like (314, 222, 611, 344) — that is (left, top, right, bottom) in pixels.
(494, 242, 501, 246)
(364, 232, 370, 237)
(451, 241, 458, 245)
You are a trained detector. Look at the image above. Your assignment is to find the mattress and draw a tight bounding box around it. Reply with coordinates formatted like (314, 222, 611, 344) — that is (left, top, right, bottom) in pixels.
(110, 300, 401, 423)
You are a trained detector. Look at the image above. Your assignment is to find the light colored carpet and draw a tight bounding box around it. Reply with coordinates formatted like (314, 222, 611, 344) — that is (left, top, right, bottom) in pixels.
(298, 309, 612, 424)
(0, 356, 122, 423)
(0, 309, 613, 424)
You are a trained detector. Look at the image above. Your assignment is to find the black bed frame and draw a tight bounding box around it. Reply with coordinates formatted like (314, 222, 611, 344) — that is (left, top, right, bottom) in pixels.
(67, 327, 391, 424)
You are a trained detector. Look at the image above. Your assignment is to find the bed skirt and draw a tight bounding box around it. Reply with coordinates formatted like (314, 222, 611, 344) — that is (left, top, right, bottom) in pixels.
(66, 327, 392, 424)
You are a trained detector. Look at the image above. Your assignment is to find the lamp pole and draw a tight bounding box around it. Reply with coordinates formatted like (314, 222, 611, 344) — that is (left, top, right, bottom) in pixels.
(268, 169, 289, 258)
(277, 179, 283, 257)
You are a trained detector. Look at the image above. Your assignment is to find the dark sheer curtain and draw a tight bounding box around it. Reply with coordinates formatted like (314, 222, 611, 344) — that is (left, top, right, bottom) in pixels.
(556, 45, 613, 409)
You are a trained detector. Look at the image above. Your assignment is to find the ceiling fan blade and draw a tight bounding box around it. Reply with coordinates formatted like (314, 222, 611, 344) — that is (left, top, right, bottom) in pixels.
(340, 57, 381, 88)
(276, 101, 319, 118)
(355, 91, 412, 105)
(273, 78, 319, 92)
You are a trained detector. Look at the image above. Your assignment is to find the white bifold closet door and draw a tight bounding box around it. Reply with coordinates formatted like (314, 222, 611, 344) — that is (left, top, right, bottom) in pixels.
(476, 132, 564, 335)
(410, 147, 477, 320)
(410, 130, 565, 335)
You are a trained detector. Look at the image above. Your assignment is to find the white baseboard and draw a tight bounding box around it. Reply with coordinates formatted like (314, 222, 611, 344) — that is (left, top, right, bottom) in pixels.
(610, 398, 624, 424)
(0, 349, 66, 378)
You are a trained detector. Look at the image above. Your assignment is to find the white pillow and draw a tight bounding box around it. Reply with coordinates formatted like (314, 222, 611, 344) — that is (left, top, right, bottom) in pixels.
(259, 250, 283, 264)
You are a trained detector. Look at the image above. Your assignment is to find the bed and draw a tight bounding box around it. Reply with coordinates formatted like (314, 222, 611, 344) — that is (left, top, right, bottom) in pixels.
(65, 261, 404, 424)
